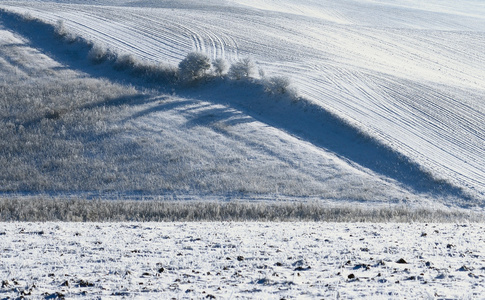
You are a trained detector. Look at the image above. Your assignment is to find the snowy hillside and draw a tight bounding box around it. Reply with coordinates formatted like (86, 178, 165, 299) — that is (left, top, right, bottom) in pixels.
(0, 0, 484, 207)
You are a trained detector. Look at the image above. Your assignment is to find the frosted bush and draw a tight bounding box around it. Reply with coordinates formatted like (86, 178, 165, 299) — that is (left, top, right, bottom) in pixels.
(228, 58, 255, 80)
(212, 58, 228, 76)
(178, 52, 211, 82)
(264, 76, 290, 94)
(88, 44, 113, 64)
(54, 20, 67, 36)
(137, 63, 179, 84)
(21, 12, 35, 22)
(263, 75, 297, 98)
(115, 53, 138, 70)
(114, 54, 178, 83)
(54, 19, 76, 42)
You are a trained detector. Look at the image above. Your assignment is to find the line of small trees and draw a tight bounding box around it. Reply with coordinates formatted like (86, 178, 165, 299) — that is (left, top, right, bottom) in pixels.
(51, 15, 299, 99)
(178, 53, 256, 81)
(5, 9, 301, 104)
(178, 52, 254, 81)
(177, 52, 297, 98)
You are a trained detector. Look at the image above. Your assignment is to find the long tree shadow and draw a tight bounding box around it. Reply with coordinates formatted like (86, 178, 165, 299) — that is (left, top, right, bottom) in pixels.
(0, 8, 474, 203)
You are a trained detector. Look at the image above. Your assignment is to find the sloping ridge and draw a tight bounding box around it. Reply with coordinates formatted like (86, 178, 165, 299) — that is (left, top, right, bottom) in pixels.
(0, 9, 474, 203)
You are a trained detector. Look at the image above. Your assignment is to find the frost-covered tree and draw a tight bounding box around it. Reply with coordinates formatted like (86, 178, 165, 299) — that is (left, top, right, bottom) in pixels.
(228, 58, 255, 80)
(178, 52, 211, 82)
(54, 19, 67, 37)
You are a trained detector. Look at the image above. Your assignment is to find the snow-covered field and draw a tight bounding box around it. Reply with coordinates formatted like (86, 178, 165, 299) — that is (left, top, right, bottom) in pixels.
(1, 1, 485, 298)
(1, 222, 485, 299)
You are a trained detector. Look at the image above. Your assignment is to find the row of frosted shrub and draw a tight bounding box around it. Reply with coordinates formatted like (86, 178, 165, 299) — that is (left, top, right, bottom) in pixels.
(177, 52, 296, 98)
(1, 197, 479, 222)
(54, 19, 298, 98)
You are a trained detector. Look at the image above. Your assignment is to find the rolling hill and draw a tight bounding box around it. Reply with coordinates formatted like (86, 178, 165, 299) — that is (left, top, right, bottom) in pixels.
(0, 0, 484, 210)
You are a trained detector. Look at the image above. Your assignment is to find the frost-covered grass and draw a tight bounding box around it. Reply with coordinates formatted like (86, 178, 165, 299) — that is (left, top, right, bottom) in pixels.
(1, 72, 404, 199)
(1, 198, 481, 222)
(1, 222, 485, 299)
(0, 76, 139, 193)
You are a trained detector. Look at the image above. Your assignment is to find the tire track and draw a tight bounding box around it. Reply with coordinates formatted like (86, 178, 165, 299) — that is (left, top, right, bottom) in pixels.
(289, 60, 485, 196)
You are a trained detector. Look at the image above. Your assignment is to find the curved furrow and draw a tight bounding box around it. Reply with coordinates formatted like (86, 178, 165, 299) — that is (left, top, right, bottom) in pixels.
(355, 77, 485, 190)
(28, 8, 170, 62)
(67, 17, 155, 61)
(114, 12, 193, 60)
(86, 10, 194, 61)
(287, 61, 485, 194)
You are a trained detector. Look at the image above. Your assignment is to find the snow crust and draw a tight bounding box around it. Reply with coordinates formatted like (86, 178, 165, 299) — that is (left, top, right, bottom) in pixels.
(1, 222, 484, 299)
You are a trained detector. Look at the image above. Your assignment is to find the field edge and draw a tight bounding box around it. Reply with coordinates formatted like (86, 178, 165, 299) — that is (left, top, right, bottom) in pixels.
(1, 198, 483, 222)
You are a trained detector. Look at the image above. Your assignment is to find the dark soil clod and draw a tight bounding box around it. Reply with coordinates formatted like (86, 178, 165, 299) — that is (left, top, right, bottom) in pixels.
(78, 279, 94, 287)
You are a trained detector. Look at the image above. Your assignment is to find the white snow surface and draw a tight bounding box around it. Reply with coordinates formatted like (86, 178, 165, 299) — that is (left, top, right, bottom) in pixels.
(1, 0, 484, 203)
(1, 222, 485, 299)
